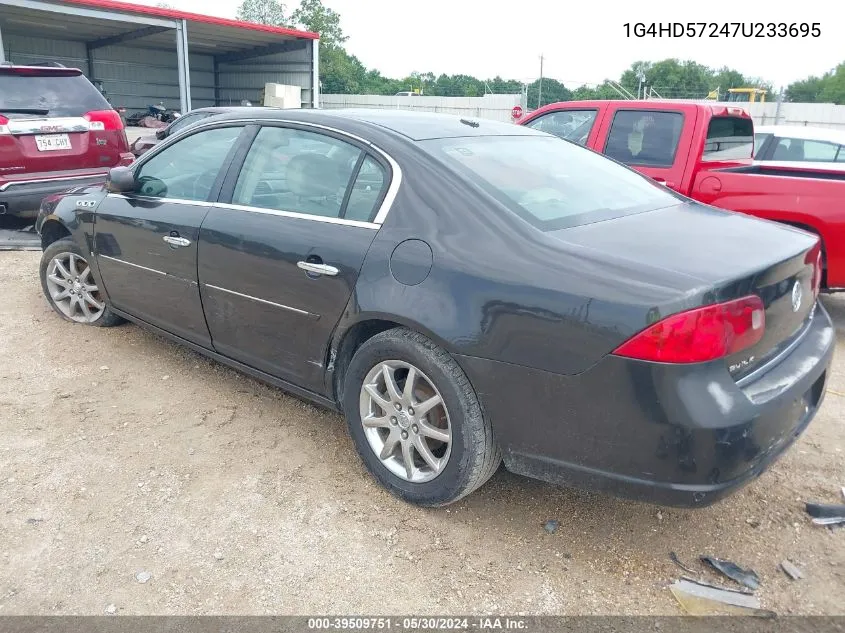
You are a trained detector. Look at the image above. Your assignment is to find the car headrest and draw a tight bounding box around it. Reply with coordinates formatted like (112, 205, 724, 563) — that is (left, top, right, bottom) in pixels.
(286, 153, 343, 198)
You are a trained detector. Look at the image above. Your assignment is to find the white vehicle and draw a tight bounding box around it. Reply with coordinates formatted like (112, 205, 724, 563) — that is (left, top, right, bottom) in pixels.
(754, 125, 845, 167)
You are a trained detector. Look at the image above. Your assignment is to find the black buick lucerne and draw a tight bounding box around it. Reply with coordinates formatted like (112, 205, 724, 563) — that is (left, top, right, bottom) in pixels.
(35, 108, 834, 507)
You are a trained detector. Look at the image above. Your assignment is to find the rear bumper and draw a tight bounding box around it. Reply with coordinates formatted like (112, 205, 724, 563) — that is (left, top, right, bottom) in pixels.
(457, 301, 835, 507)
(0, 173, 109, 218)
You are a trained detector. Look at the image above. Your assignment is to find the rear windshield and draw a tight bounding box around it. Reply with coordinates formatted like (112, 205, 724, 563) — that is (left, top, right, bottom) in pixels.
(702, 116, 754, 161)
(421, 135, 682, 231)
(0, 73, 110, 117)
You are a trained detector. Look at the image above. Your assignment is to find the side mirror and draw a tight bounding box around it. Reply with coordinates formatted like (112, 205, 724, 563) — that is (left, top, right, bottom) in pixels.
(107, 166, 137, 193)
(155, 128, 167, 140)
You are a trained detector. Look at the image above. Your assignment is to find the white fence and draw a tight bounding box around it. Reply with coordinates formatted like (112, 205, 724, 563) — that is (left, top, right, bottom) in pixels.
(320, 93, 524, 123)
(716, 101, 845, 130)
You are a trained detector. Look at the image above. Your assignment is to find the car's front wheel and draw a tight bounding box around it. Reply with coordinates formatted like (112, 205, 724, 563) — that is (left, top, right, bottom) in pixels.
(39, 237, 123, 327)
(343, 328, 501, 506)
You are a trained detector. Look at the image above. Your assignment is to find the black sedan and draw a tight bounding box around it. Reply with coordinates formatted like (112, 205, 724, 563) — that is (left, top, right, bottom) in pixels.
(35, 108, 834, 507)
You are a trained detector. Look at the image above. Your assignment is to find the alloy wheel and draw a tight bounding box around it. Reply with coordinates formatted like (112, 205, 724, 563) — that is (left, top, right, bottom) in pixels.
(44, 252, 105, 324)
(359, 360, 452, 483)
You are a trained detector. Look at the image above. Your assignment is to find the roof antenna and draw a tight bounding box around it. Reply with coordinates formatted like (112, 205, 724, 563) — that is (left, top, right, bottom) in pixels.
(459, 118, 480, 128)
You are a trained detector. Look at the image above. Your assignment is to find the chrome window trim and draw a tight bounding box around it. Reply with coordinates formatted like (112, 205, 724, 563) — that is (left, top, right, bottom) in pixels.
(204, 283, 317, 318)
(106, 193, 214, 207)
(129, 117, 402, 226)
(215, 202, 379, 229)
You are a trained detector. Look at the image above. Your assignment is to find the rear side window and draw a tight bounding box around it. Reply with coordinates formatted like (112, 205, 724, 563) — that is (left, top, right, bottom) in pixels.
(604, 110, 683, 167)
(703, 116, 754, 161)
(345, 156, 387, 222)
(524, 110, 597, 146)
(0, 72, 110, 117)
(753, 133, 772, 158)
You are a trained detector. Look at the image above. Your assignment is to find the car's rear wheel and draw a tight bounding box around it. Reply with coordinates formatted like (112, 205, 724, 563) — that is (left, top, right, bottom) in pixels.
(39, 237, 123, 327)
(343, 328, 501, 506)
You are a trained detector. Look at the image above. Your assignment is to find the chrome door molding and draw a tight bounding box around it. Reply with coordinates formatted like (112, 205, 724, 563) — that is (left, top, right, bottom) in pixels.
(204, 284, 319, 319)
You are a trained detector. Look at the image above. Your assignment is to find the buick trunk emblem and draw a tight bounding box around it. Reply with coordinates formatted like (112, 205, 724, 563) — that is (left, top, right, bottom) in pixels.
(791, 281, 803, 312)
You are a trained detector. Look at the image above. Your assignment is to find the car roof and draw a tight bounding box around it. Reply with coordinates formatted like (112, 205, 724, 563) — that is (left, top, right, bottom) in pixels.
(755, 125, 845, 145)
(208, 107, 544, 141)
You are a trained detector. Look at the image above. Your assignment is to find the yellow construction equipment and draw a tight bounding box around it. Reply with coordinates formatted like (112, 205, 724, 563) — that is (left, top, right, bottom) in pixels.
(726, 88, 767, 103)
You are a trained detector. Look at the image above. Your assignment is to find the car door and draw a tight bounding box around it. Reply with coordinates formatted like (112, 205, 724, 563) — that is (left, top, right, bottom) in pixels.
(197, 123, 392, 393)
(94, 124, 248, 347)
(597, 106, 695, 192)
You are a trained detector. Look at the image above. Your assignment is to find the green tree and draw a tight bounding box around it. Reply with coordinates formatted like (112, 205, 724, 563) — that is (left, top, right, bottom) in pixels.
(527, 78, 571, 108)
(291, 0, 347, 47)
(236, 0, 287, 25)
(818, 63, 845, 104)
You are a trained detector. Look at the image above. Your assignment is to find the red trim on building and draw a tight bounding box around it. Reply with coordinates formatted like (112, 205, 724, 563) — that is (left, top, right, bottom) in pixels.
(58, 0, 320, 39)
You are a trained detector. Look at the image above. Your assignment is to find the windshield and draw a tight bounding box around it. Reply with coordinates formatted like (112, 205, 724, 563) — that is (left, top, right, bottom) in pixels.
(0, 73, 110, 117)
(420, 135, 681, 231)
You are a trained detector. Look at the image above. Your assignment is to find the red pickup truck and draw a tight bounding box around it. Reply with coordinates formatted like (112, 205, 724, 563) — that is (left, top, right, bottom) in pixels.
(516, 100, 845, 290)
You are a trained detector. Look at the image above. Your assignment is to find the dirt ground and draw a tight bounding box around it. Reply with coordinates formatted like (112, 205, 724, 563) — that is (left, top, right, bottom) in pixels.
(1, 250, 843, 615)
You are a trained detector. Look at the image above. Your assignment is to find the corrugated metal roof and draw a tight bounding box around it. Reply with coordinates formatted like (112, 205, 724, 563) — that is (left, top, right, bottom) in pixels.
(55, 0, 319, 39)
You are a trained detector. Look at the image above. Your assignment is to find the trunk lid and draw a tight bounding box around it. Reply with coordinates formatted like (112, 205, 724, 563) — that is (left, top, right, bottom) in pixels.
(550, 202, 820, 379)
(0, 68, 126, 177)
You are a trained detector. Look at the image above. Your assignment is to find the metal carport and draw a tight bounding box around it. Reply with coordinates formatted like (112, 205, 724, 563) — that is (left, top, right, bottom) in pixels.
(0, 0, 320, 114)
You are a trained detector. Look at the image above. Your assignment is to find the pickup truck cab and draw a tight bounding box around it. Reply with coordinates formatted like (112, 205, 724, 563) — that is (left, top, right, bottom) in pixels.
(517, 100, 845, 290)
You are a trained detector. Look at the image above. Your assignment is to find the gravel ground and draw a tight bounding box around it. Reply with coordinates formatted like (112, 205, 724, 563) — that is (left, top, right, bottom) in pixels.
(1, 250, 843, 615)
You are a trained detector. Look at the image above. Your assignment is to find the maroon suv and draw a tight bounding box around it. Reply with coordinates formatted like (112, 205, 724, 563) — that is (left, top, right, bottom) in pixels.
(0, 64, 134, 219)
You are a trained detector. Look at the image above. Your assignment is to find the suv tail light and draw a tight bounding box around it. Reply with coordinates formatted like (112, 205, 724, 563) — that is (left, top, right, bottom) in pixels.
(0, 115, 8, 134)
(613, 296, 765, 364)
(85, 109, 123, 131)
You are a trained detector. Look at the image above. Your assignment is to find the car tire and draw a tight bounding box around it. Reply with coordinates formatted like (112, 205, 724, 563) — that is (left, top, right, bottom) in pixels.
(342, 327, 501, 506)
(39, 237, 124, 327)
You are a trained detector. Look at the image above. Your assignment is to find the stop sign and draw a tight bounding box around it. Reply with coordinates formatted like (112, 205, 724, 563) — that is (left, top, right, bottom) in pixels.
(511, 105, 523, 120)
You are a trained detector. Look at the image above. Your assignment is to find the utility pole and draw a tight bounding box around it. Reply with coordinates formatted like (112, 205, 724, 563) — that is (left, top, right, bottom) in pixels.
(538, 53, 544, 109)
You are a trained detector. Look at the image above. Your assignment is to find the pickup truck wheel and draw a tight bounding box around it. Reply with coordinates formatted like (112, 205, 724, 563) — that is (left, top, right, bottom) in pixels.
(39, 238, 124, 327)
(342, 328, 501, 506)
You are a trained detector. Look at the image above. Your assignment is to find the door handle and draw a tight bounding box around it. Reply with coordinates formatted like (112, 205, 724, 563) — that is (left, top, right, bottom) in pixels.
(297, 261, 339, 276)
(163, 235, 191, 248)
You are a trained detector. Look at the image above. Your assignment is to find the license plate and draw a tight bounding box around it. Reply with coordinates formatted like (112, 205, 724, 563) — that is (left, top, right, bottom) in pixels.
(35, 134, 72, 151)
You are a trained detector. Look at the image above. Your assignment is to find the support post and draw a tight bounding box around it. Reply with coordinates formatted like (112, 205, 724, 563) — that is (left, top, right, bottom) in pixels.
(85, 43, 95, 80)
(312, 38, 320, 108)
(175, 19, 191, 113)
(213, 56, 220, 106)
(0, 22, 6, 63)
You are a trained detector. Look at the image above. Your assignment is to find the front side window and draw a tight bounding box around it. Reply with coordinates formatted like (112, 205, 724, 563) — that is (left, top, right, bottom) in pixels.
(703, 116, 754, 161)
(422, 135, 681, 231)
(801, 139, 840, 162)
(135, 126, 244, 201)
(524, 110, 598, 146)
(232, 126, 363, 218)
(604, 110, 683, 167)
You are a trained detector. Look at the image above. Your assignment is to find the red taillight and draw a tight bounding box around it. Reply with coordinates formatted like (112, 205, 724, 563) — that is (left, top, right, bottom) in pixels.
(0, 115, 8, 135)
(84, 109, 123, 131)
(0, 115, 8, 125)
(614, 296, 765, 364)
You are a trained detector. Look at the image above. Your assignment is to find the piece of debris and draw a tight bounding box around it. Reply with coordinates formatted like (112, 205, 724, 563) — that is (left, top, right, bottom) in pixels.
(679, 576, 754, 595)
(26, 518, 43, 525)
(213, 551, 224, 561)
(161, 375, 170, 381)
(780, 560, 803, 580)
(806, 502, 845, 518)
(105, 604, 117, 615)
(746, 518, 761, 528)
(543, 520, 559, 534)
(656, 510, 663, 521)
(669, 552, 698, 575)
(670, 579, 774, 617)
(135, 571, 152, 584)
(700, 556, 760, 590)
(812, 516, 845, 526)
(139, 535, 148, 544)
(99, 365, 109, 371)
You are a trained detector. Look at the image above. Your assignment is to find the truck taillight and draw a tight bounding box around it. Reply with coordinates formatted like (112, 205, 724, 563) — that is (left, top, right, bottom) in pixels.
(85, 109, 123, 131)
(613, 296, 765, 364)
(0, 115, 8, 134)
